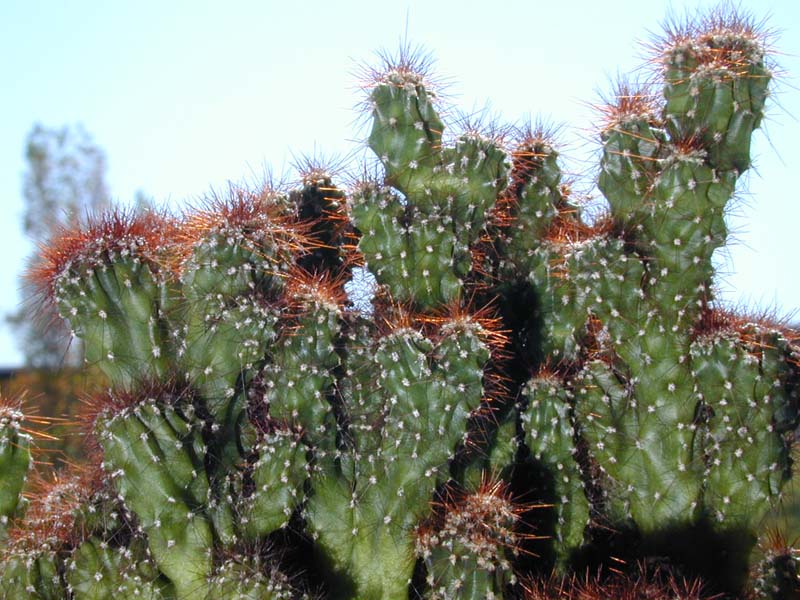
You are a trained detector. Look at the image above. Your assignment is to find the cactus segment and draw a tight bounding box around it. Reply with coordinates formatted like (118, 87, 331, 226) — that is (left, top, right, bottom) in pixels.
(207, 554, 308, 600)
(643, 160, 733, 322)
(521, 376, 590, 564)
(692, 325, 798, 529)
(51, 222, 171, 388)
(178, 192, 303, 304)
(0, 400, 31, 536)
(660, 17, 771, 173)
(598, 106, 665, 225)
(306, 322, 490, 599)
(66, 537, 169, 600)
(502, 140, 565, 260)
(0, 551, 62, 600)
(0, 462, 124, 599)
(576, 359, 703, 532)
(261, 298, 341, 445)
(176, 195, 309, 434)
(240, 428, 309, 538)
(368, 71, 444, 192)
(293, 170, 350, 274)
(417, 482, 519, 599)
(181, 296, 279, 416)
(181, 231, 275, 302)
(359, 67, 509, 310)
(351, 186, 464, 307)
(95, 394, 213, 597)
(753, 531, 800, 600)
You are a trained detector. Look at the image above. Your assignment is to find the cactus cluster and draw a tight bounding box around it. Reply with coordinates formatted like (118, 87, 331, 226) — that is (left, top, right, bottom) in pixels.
(2, 6, 798, 599)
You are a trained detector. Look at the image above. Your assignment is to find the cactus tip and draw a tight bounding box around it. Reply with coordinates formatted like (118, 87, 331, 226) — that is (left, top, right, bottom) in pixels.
(26, 209, 174, 309)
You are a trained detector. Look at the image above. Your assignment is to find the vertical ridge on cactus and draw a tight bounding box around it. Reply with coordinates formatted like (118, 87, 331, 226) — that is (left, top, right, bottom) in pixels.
(0, 394, 32, 538)
(2, 5, 798, 599)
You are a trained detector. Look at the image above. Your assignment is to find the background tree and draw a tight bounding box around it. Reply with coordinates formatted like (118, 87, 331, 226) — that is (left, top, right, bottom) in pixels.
(8, 123, 111, 369)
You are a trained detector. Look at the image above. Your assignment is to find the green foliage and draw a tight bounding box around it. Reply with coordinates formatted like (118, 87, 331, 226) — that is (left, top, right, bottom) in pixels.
(2, 6, 798, 599)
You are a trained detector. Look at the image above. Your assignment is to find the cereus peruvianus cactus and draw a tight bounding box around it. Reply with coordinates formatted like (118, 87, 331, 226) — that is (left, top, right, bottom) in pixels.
(2, 5, 798, 599)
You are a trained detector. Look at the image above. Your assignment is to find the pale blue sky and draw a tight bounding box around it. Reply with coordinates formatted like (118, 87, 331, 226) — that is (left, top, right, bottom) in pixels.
(1, 0, 798, 367)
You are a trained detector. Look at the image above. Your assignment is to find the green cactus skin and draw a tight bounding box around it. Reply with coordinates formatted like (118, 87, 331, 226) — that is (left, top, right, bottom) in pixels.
(416, 483, 519, 600)
(94, 391, 215, 598)
(49, 214, 173, 389)
(521, 375, 590, 566)
(0, 400, 31, 537)
(5, 7, 799, 599)
(66, 537, 169, 600)
(753, 534, 800, 600)
(305, 319, 491, 599)
(240, 428, 309, 539)
(693, 325, 796, 529)
(0, 550, 62, 600)
(260, 293, 342, 445)
(353, 64, 509, 310)
(205, 552, 312, 600)
(0, 463, 130, 600)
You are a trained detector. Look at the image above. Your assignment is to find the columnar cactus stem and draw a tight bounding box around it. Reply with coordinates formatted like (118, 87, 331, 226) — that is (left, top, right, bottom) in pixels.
(521, 374, 590, 565)
(93, 387, 214, 597)
(753, 529, 800, 600)
(4, 6, 798, 599)
(66, 537, 168, 600)
(353, 56, 509, 310)
(305, 315, 493, 599)
(416, 479, 521, 599)
(0, 396, 31, 537)
(37, 212, 175, 388)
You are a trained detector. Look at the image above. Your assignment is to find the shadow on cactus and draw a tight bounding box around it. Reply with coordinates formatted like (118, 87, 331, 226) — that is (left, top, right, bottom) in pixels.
(1, 4, 798, 599)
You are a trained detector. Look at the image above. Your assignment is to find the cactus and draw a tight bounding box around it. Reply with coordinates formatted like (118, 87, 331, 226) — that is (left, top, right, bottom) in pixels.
(752, 529, 800, 600)
(2, 5, 798, 599)
(0, 395, 31, 538)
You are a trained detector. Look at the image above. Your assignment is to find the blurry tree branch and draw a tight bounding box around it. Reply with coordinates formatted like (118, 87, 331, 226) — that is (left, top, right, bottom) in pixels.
(8, 124, 111, 369)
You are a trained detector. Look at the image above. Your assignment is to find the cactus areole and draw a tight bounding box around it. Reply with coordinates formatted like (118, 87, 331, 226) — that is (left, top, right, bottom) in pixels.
(3, 6, 798, 600)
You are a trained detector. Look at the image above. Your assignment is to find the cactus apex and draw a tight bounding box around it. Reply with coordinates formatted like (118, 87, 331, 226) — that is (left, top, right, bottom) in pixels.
(509, 120, 563, 172)
(179, 184, 315, 259)
(653, 4, 773, 70)
(27, 209, 176, 307)
(358, 42, 441, 99)
(753, 526, 800, 599)
(282, 267, 348, 314)
(426, 301, 508, 351)
(596, 80, 661, 132)
(522, 561, 713, 600)
(5, 459, 106, 552)
(432, 475, 525, 553)
(416, 475, 525, 597)
(0, 391, 33, 435)
(80, 378, 194, 428)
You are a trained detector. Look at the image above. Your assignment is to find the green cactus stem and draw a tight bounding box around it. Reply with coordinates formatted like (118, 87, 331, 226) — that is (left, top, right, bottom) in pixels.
(66, 536, 169, 600)
(521, 374, 590, 566)
(305, 315, 492, 599)
(92, 386, 215, 598)
(35, 212, 175, 389)
(352, 56, 509, 310)
(416, 480, 520, 599)
(0, 396, 32, 537)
